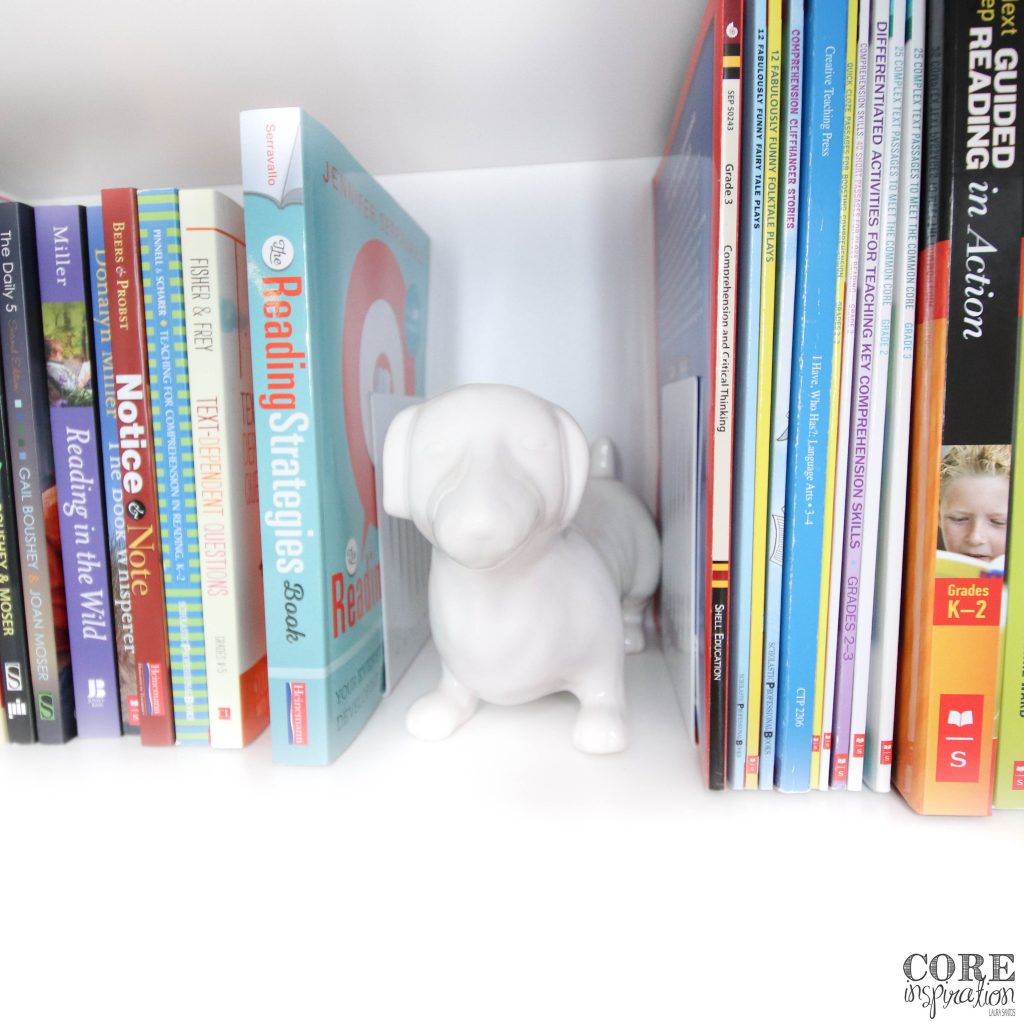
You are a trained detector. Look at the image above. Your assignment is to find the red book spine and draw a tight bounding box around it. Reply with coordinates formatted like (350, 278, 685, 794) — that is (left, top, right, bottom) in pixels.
(102, 189, 175, 746)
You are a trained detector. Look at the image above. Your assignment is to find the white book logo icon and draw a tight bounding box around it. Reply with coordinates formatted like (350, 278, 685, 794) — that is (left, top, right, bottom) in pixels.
(88, 678, 106, 702)
(5, 663, 23, 691)
(947, 709, 974, 729)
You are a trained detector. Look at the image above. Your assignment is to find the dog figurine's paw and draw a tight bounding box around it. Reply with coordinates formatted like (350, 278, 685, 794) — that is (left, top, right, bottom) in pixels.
(406, 681, 479, 741)
(572, 706, 628, 755)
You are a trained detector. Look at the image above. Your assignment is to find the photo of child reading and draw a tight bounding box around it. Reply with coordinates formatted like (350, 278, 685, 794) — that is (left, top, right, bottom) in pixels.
(937, 444, 1010, 576)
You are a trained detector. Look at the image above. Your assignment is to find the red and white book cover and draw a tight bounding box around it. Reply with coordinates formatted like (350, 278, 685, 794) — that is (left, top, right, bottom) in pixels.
(102, 188, 174, 746)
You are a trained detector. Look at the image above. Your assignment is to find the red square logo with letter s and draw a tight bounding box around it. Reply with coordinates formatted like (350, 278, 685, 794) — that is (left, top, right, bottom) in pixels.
(935, 694, 985, 784)
(1013, 761, 1024, 792)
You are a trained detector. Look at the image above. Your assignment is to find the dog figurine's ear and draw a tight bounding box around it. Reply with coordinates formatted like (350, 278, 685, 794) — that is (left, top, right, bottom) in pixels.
(555, 406, 590, 528)
(382, 404, 420, 521)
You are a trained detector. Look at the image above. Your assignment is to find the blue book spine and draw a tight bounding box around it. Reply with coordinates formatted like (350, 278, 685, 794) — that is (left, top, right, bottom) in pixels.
(138, 189, 209, 744)
(86, 206, 140, 734)
(728, 0, 768, 788)
(774, 0, 850, 792)
(240, 108, 429, 765)
(759, 0, 804, 790)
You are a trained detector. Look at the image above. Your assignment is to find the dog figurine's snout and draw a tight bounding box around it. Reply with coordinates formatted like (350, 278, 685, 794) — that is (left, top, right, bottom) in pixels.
(431, 469, 540, 570)
(383, 382, 661, 753)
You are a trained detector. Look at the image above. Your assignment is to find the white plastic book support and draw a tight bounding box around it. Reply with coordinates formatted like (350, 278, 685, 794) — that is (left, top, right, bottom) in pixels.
(382, 383, 661, 753)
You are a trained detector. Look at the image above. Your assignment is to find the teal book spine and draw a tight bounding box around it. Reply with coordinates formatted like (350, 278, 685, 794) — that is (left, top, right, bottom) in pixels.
(240, 108, 429, 765)
(138, 189, 209, 744)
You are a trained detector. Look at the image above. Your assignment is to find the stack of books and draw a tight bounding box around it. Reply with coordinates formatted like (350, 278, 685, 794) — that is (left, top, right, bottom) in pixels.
(655, 0, 1024, 813)
(0, 108, 430, 765)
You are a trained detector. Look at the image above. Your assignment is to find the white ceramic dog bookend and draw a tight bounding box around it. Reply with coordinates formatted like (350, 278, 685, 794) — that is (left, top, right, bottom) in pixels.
(382, 383, 661, 754)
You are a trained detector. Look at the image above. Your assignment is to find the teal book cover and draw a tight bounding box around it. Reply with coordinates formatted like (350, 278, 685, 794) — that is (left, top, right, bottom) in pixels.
(240, 108, 429, 765)
(139, 189, 209, 744)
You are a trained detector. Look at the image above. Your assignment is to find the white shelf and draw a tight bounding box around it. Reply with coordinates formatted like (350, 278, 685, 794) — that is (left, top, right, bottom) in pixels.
(4, 642, 1020, 1021)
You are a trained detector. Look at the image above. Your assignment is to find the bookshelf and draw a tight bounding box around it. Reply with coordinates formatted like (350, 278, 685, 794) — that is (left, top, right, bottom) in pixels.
(1, 2, 1021, 1021)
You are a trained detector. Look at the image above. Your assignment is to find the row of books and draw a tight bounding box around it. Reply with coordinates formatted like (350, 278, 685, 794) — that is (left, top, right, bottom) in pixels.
(0, 190, 269, 748)
(0, 108, 431, 765)
(655, 0, 1024, 813)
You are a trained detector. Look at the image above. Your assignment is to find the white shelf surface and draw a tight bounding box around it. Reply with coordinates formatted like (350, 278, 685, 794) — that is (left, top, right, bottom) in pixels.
(3, 642, 1020, 1022)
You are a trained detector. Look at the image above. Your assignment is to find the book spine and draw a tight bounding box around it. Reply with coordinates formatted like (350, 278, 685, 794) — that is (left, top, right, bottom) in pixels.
(179, 189, 269, 748)
(653, 4, 730, 782)
(102, 188, 175, 746)
(995, 242, 1024, 809)
(847, 0, 906, 792)
(818, 0, 870, 791)
(865, 0, 926, 794)
(728, 0, 767, 789)
(897, 0, 1024, 815)
(705, 0, 744, 791)
(804, 0, 858, 789)
(242, 108, 429, 765)
(745, 0, 784, 789)
(831, 0, 893, 788)
(759, 0, 804, 790)
(241, 114, 338, 765)
(86, 205, 139, 733)
(0, 352, 35, 743)
(895, 0, 947, 812)
(138, 189, 209, 745)
(775, 0, 850, 792)
(35, 206, 121, 737)
(0, 203, 75, 742)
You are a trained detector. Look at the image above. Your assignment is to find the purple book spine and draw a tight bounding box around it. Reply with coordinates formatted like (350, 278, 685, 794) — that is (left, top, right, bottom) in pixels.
(35, 206, 121, 737)
(831, 5, 890, 788)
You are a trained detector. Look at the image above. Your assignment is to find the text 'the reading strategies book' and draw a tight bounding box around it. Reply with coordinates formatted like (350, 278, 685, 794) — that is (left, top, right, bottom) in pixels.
(241, 108, 429, 765)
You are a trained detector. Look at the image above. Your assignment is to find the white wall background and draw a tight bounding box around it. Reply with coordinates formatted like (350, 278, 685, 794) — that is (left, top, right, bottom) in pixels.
(384, 158, 662, 508)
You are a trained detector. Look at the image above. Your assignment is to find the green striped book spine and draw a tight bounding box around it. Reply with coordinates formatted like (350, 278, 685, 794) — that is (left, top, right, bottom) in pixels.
(138, 189, 209, 744)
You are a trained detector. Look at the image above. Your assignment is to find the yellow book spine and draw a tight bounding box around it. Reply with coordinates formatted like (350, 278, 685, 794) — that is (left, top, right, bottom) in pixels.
(744, 0, 783, 789)
(810, 0, 859, 788)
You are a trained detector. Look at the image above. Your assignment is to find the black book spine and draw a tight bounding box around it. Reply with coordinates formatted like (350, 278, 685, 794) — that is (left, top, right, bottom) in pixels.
(0, 363, 35, 742)
(0, 203, 76, 742)
(940, 0, 1024, 449)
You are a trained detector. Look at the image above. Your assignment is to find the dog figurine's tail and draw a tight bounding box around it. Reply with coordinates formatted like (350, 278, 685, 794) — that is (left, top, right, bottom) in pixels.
(589, 436, 619, 480)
